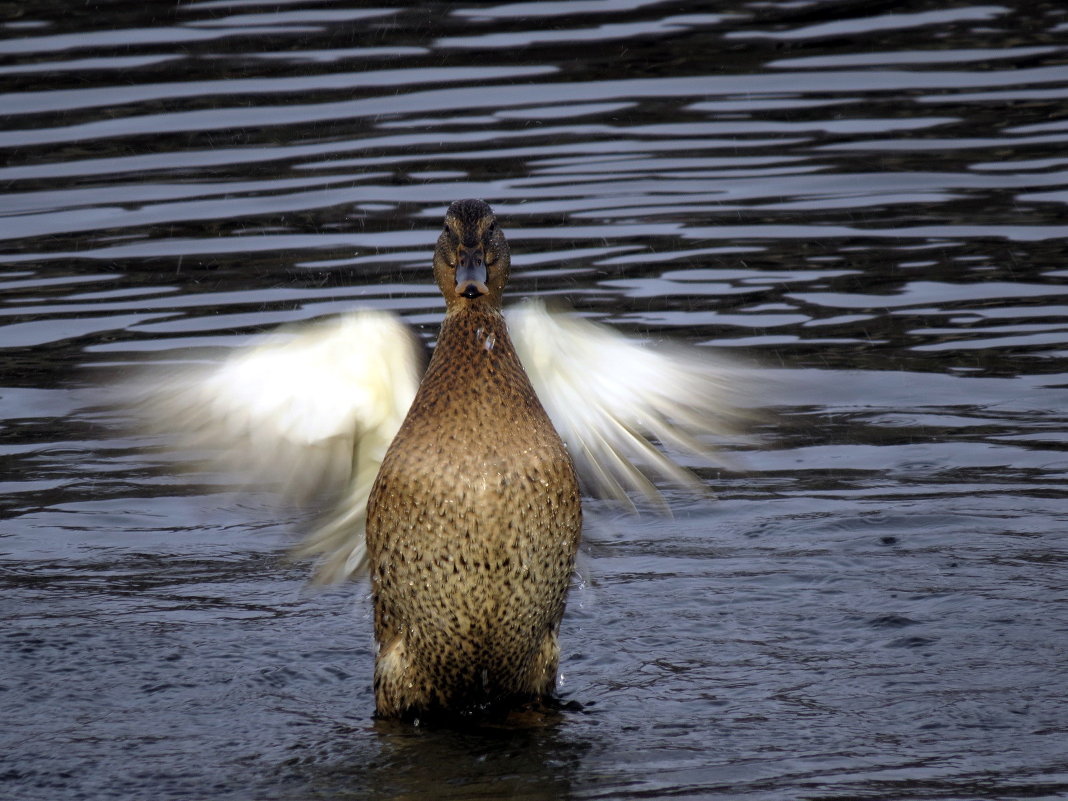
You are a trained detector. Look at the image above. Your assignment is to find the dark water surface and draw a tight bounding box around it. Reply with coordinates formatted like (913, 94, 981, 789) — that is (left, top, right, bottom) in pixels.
(3, 1, 1068, 799)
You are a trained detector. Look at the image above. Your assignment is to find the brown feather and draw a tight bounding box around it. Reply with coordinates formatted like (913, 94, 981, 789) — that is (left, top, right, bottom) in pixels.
(365, 200, 581, 720)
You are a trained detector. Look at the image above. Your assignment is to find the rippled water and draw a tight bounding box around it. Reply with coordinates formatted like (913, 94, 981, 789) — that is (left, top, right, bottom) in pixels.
(3, 1, 1068, 799)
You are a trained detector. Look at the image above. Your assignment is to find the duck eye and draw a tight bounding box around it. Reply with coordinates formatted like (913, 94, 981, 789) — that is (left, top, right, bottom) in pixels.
(487, 220, 497, 233)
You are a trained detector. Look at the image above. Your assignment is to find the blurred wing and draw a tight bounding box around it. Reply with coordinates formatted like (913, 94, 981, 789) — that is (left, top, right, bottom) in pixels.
(125, 310, 424, 583)
(507, 300, 755, 508)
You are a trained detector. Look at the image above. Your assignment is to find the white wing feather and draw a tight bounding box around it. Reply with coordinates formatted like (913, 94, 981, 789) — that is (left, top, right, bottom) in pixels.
(507, 300, 754, 508)
(126, 301, 752, 582)
(126, 310, 423, 583)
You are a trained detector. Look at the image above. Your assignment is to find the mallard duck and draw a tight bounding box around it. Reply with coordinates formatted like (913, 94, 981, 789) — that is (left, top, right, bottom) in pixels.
(131, 199, 753, 721)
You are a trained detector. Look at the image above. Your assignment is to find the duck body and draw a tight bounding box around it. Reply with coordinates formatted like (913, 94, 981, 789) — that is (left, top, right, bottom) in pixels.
(128, 198, 757, 723)
(367, 307, 580, 719)
(365, 200, 581, 720)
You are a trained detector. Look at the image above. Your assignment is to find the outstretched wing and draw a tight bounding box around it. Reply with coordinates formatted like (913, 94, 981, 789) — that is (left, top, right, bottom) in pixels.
(124, 310, 424, 583)
(506, 300, 756, 508)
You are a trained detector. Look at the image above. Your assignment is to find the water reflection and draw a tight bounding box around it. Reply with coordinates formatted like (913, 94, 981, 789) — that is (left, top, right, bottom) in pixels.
(295, 721, 590, 801)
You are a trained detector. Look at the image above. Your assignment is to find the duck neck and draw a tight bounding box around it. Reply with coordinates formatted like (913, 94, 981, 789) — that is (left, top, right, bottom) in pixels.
(410, 305, 539, 415)
(431, 305, 513, 374)
(400, 302, 561, 461)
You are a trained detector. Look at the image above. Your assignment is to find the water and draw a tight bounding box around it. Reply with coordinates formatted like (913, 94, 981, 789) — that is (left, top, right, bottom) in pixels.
(3, 1, 1068, 798)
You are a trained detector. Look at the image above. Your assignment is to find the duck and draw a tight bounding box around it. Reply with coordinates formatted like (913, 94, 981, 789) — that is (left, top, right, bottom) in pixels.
(129, 198, 755, 722)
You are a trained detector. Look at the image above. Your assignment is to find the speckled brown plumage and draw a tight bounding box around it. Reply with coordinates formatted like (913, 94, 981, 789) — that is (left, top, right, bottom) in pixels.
(365, 199, 582, 721)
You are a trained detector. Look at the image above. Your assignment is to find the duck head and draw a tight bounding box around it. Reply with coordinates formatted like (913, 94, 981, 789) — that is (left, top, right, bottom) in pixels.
(433, 199, 511, 311)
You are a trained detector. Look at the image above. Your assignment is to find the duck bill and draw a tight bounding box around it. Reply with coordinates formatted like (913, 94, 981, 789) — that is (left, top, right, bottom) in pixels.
(456, 249, 489, 299)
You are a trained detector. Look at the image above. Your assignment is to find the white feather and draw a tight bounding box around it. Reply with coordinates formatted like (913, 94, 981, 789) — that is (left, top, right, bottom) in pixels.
(125, 301, 755, 584)
(506, 300, 755, 509)
(125, 310, 423, 583)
